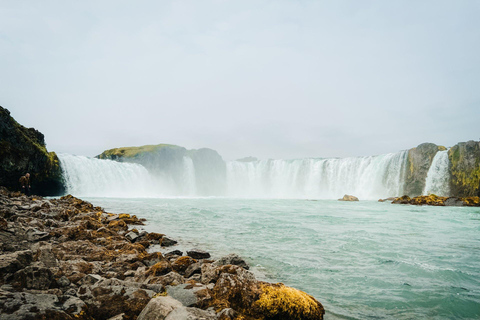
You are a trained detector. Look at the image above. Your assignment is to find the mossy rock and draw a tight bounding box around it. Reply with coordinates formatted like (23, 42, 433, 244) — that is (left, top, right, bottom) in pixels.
(448, 141, 480, 197)
(0, 106, 64, 195)
(255, 283, 325, 320)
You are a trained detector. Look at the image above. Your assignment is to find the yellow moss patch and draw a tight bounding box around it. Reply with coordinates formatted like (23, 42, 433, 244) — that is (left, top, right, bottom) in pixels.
(255, 283, 324, 320)
(147, 261, 172, 276)
(119, 213, 130, 219)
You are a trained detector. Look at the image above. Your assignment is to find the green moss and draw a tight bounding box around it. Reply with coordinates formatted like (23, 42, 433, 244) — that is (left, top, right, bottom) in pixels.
(438, 145, 447, 151)
(98, 144, 179, 159)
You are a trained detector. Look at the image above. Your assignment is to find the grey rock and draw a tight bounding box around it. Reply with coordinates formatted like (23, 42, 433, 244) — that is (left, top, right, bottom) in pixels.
(187, 249, 210, 260)
(126, 231, 139, 242)
(166, 284, 198, 307)
(444, 197, 465, 206)
(213, 254, 249, 270)
(165, 306, 217, 320)
(107, 314, 126, 320)
(137, 296, 183, 320)
(62, 296, 85, 314)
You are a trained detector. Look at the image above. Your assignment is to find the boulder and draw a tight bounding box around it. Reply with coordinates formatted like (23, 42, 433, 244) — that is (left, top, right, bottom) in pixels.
(338, 194, 359, 201)
(187, 249, 211, 259)
(137, 296, 183, 320)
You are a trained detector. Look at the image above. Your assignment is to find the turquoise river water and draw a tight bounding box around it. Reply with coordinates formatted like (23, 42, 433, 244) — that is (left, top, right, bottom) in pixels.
(84, 197, 480, 319)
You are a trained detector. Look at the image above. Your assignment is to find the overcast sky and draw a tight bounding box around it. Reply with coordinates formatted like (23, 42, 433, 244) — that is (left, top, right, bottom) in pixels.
(1, 1, 479, 160)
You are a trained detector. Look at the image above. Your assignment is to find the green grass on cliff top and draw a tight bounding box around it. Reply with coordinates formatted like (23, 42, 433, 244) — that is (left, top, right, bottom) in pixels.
(98, 144, 180, 158)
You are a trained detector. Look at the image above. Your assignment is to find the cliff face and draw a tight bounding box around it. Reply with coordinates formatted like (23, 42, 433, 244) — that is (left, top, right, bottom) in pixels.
(97, 144, 226, 196)
(0, 107, 64, 195)
(403, 143, 446, 196)
(448, 140, 480, 197)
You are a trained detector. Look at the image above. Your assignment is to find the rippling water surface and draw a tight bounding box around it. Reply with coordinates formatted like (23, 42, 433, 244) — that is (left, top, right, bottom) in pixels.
(85, 198, 480, 319)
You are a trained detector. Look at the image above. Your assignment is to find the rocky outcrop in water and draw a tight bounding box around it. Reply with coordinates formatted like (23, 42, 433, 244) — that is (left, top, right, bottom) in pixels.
(391, 194, 480, 206)
(0, 107, 64, 196)
(97, 144, 226, 196)
(0, 188, 325, 319)
(448, 140, 480, 197)
(338, 194, 359, 201)
(403, 143, 446, 196)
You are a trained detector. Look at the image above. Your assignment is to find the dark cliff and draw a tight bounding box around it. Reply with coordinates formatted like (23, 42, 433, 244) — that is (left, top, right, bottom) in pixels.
(0, 107, 64, 195)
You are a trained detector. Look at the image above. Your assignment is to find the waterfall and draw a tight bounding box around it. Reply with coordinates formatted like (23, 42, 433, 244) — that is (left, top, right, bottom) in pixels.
(59, 150, 417, 199)
(226, 151, 409, 199)
(423, 150, 450, 196)
(59, 154, 158, 197)
(182, 156, 197, 195)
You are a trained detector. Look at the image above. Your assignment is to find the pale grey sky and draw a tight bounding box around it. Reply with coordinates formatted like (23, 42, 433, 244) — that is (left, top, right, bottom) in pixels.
(1, 0, 479, 160)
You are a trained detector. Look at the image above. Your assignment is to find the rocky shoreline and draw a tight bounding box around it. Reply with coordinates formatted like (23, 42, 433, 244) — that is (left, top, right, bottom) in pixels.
(0, 187, 325, 320)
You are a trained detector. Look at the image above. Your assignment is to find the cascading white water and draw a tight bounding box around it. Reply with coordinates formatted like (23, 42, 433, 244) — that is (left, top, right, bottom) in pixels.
(59, 154, 158, 197)
(423, 150, 450, 196)
(226, 151, 409, 199)
(182, 156, 197, 196)
(59, 150, 417, 199)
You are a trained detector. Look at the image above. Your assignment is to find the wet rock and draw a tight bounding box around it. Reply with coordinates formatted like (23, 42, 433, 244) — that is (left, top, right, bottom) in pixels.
(213, 253, 249, 270)
(187, 249, 210, 260)
(165, 250, 183, 258)
(137, 296, 183, 320)
(161, 237, 177, 247)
